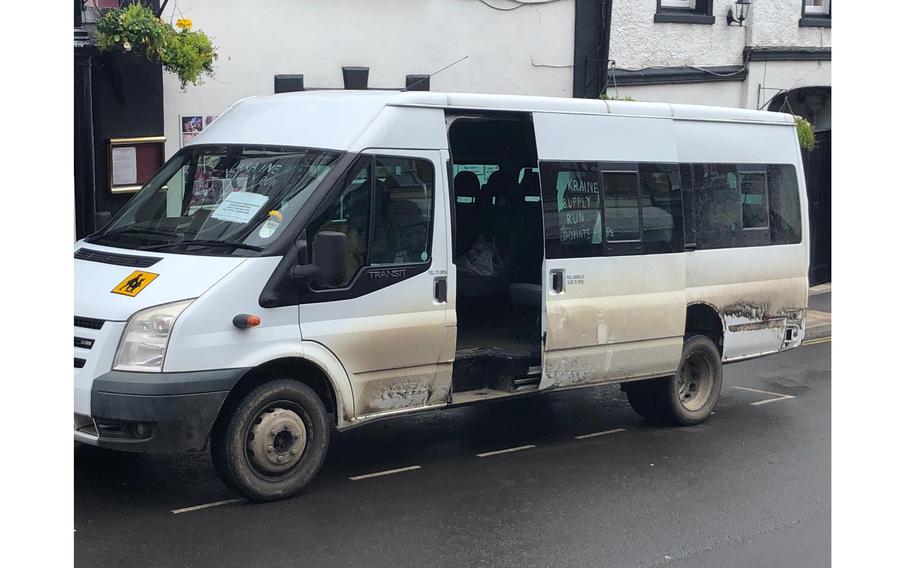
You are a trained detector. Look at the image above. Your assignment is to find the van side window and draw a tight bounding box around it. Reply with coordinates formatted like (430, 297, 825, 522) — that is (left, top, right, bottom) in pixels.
(638, 164, 683, 254)
(540, 162, 604, 258)
(307, 154, 434, 288)
(768, 164, 802, 245)
(740, 170, 770, 229)
(602, 171, 642, 245)
(308, 157, 372, 285)
(370, 156, 434, 265)
(692, 164, 740, 249)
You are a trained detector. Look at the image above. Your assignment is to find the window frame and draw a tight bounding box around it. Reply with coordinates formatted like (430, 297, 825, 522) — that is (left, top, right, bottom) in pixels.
(302, 152, 435, 296)
(654, 0, 715, 25)
(800, 0, 832, 27)
(738, 167, 771, 232)
(600, 166, 645, 256)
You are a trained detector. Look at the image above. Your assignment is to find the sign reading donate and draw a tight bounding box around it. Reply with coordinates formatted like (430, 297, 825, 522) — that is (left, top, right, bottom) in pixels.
(557, 171, 602, 244)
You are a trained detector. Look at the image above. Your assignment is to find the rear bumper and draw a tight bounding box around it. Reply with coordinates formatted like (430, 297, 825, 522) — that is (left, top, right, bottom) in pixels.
(80, 368, 248, 453)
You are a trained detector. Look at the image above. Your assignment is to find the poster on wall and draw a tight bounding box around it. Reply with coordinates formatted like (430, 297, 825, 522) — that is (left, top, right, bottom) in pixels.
(180, 114, 221, 147)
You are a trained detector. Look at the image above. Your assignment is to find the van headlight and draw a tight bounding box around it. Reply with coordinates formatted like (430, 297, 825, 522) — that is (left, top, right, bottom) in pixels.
(113, 299, 195, 372)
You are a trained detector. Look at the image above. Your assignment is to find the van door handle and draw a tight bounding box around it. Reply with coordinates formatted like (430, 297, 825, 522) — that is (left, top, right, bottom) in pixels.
(434, 277, 447, 303)
(551, 270, 564, 293)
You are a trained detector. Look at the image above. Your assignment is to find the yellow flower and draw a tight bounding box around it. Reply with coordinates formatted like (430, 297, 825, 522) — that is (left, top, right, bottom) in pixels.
(176, 18, 192, 30)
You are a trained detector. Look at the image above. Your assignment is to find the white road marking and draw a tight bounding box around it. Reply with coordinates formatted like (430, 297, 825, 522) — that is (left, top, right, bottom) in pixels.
(802, 336, 831, 345)
(731, 385, 796, 406)
(171, 498, 244, 514)
(574, 428, 625, 440)
(349, 465, 421, 480)
(477, 444, 536, 458)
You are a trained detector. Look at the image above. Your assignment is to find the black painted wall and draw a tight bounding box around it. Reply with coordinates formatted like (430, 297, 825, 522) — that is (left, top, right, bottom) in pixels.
(74, 0, 164, 239)
(573, 0, 613, 98)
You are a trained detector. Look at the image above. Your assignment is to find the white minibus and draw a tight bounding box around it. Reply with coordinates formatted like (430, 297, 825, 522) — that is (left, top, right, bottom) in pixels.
(74, 91, 808, 501)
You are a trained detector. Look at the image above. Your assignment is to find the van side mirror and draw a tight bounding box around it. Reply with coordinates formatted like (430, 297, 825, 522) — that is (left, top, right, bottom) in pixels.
(292, 231, 347, 288)
(312, 231, 347, 287)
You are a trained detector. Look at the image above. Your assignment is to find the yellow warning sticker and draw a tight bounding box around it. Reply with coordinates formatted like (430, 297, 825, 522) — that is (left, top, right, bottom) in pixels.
(111, 271, 159, 297)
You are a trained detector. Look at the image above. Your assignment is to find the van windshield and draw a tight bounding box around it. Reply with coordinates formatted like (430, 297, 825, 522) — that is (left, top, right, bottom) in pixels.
(89, 145, 341, 255)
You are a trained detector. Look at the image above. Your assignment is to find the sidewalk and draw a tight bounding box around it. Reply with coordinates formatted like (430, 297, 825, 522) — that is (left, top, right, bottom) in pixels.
(805, 283, 832, 341)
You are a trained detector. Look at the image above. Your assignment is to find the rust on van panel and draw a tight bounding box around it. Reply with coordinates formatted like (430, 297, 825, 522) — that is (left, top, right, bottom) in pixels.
(351, 364, 446, 416)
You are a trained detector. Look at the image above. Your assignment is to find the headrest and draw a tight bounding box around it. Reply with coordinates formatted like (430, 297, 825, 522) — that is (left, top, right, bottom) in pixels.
(519, 172, 540, 196)
(485, 170, 509, 193)
(454, 170, 480, 198)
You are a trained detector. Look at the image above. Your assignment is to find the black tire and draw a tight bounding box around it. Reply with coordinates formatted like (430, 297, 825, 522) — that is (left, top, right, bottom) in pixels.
(622, 379, 663, 421)
(623, 334, 723, 426)
(211, 378, 331, 502)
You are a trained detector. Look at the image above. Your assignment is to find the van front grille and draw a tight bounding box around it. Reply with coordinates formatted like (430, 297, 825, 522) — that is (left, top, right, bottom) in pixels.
(74, 337, 95, 349)
(74, 316, 105, 330)
(74, 358, 86, 369)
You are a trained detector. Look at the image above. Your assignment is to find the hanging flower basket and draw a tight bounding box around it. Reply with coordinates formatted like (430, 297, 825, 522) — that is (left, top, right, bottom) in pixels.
(794, 115, 816, 151)
(96, 3, 216, 88)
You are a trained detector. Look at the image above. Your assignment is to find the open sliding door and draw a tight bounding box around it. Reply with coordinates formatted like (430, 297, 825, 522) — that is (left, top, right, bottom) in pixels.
(534, 111, 687, 390)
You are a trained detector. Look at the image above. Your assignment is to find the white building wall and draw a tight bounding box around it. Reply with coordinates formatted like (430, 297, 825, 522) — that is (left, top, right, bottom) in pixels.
(162, 0, 576, 157)
(608, 0, 831, 111)
(610, 0, 746, 68)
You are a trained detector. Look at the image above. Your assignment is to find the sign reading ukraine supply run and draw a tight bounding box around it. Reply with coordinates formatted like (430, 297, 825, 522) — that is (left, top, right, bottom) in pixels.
(555, 170, 603, 245)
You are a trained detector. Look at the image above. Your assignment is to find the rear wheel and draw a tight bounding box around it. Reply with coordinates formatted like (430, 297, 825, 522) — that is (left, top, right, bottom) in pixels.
(211, 378, 330, 501)
(623, 335, 722, 426)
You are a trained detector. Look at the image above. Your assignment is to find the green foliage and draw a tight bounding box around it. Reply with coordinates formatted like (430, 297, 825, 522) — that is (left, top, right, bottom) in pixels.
(794, 115, 816, 151)
(599, 94, 637, 101)
(96, 3, 216, 87)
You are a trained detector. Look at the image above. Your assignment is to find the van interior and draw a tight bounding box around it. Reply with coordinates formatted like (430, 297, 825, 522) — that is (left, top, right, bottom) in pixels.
(447, 113, 544, 401)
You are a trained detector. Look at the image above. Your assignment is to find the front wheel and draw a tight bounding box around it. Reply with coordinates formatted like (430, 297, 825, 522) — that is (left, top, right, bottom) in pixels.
(623, 335, 723, 426)
(211, 378, 331, 501)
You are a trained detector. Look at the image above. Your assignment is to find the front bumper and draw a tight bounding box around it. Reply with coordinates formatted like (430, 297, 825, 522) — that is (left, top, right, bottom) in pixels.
(77, 368, 249, 453)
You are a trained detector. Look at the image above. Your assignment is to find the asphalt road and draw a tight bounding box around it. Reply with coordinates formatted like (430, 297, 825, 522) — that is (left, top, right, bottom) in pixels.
(75, 341, 831, 568)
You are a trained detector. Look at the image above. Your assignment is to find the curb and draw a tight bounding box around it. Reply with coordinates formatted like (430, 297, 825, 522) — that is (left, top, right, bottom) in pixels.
(804, 323, 831, 341)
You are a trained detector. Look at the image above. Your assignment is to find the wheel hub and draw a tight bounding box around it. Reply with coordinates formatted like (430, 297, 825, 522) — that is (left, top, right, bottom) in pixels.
(677, 353, 714, 411)
(247, 407, 308, 475)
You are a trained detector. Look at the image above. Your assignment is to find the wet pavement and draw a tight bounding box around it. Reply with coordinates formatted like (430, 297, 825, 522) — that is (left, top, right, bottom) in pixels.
(75, 342, 831, 568)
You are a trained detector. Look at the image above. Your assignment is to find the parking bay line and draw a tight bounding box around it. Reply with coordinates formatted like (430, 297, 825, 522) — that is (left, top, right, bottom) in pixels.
(349, 465, 422, 481)
(574, 428, 626, 440)
(730, 385, 796, 406)
(802, 336, 831, 346)
(172, 498, 245, 515)
(477, 444, 536, 458)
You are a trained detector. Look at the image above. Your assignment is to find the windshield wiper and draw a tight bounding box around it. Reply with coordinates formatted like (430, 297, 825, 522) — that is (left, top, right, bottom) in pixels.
(141, 239, 265, 252)
(104, 226, 183, 239)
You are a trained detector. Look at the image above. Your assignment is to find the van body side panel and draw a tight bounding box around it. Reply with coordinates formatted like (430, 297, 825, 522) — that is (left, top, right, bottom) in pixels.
(675, 120, 809, 360)
(542, 255, 686, 388)
(351, 107, 449, 152)
(534, 112, 685, 389)
(298, 150, 451, 419)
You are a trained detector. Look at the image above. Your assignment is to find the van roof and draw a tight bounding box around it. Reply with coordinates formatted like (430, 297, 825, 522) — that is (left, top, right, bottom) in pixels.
(191, 90, 794, 152)
(239, 89, 795, 125)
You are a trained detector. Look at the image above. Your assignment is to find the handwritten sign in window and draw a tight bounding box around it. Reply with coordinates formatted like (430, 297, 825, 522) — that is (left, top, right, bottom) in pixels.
(555, 171, 602, 245)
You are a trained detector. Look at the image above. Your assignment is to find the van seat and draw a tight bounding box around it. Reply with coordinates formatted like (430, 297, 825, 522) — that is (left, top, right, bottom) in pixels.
(454, 171, 480, 256)
(508, 282, 541, 309)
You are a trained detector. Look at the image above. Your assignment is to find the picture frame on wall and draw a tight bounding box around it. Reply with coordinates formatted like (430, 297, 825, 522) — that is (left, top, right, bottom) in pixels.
(108, 136, 167, 194)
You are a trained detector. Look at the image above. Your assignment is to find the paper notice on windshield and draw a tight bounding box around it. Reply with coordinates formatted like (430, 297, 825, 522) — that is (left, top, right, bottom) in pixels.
(211, 191, 269, 224)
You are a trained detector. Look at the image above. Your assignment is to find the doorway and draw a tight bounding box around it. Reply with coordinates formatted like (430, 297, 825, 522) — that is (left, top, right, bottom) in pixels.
(447, 113, 545, 400)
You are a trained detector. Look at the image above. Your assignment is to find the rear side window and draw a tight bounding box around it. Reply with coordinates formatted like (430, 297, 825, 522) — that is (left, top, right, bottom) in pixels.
(768, 164, 802, 245)
(691, 164, 741, 249)
(740, 170, 770, 229)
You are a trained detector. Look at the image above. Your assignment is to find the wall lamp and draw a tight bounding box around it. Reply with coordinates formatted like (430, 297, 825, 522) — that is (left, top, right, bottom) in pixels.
(726, 0, 751, 26)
